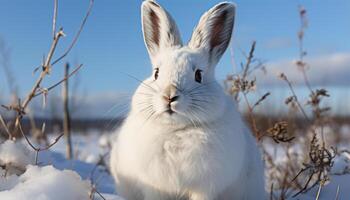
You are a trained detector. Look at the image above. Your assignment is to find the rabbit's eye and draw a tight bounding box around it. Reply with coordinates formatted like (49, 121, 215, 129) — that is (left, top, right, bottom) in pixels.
(154, 68, 159, 80)
(195, 69, 202, 83)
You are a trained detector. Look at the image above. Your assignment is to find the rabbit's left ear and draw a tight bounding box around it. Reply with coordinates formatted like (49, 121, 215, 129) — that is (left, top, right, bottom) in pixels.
(188, 2, 235, 66)
(142, 1, 182, 62)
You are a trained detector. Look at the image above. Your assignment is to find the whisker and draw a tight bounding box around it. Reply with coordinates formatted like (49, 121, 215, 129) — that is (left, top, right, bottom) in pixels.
(121, 71, 157, 93)
(183, 81, 217, 95)
(185, 110, 198, 128)
(190, 97, 212, 102)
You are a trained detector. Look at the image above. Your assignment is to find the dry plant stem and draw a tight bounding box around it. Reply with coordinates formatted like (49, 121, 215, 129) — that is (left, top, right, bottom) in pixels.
(52, 0, 58, 39)
(292, 134, 335, 197)
(334, 185, 340, 200)
(297, 6, 313, 93)
(252, 92, 270, 110)
(18, 122, 63, 164)
(63, 63, 73, 159)
(282, 75, 311, 123)
(50, 0, 94, 67)
(14, 30, 65, 128)
(0, 114, 11, 139)
(242, 41, 256, 80)
(240, 41, 260, 138)
(296, 5, 329, 147)
(296, 6, 327, 146)
(33, 64, 83, 97)
(33, 0, 93, 74)
(242, 93, 259, 137)
(89, 153, 109, 200)
(291, 7, 333, 197)
(90, 186, 106, 200)
(315, 182, 323, 200)
(94, 189, 106, 200)
(298, 32, 313, 93)
(269, 183, 274, 200)
(0, 38, 18, 136)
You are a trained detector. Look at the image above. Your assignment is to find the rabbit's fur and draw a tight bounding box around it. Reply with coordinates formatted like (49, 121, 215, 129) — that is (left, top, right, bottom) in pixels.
(110, 1, 265, 199)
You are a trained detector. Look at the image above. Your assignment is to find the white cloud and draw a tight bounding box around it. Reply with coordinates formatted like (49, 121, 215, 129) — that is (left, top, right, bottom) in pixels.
(254, 52, 350, 86)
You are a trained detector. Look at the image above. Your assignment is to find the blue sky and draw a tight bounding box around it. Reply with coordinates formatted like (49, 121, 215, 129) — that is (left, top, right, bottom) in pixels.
(0, 0, 349, 97)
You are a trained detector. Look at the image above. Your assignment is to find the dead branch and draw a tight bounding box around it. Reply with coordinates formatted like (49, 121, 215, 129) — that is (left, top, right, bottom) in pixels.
(279, 73, 311, 123)
(242, 41, 256, 80)
(50, 0, 94, 67)
(52, 0, 58, 39)
(18, 121, 63, 164)
(252, 92, 270, 110)
(0, 114, 11, 139)
(14, 29, 65, 128)
(63, 63, 73, 159)
(0, 0, 93, 165)
(33, 63, 83, 97)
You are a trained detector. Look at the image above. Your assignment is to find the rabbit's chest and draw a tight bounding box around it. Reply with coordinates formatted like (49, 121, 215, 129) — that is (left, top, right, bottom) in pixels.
(154, 129, 208, 161)
(137, 129, 214, 183)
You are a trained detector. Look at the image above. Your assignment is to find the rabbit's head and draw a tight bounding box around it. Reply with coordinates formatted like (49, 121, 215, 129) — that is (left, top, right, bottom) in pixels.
(132, 1, 235, 125)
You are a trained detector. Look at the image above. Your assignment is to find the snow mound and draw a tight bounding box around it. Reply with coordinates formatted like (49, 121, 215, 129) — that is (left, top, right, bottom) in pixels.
(0, 165, 91, 200)
(0, 140, 35, 174)
(332, 152, 350, 174)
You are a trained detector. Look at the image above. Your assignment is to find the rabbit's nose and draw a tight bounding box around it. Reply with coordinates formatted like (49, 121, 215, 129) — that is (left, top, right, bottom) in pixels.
(163, 95, 179, 103)
(163, 84, 179, 103)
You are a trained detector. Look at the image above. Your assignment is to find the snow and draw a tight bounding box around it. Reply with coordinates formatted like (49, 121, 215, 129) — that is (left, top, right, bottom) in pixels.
(332, 152, 350, 174)
(0, 140, 35, 174)
(0, 131, 349, 200)
(292, 174, 350, 200)
(0, 165, 91, 200)
(0, 134, 124, 200)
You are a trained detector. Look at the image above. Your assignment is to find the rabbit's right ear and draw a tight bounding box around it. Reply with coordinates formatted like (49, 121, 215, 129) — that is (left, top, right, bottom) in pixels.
(142, 1, 182, 62)
(188, 2, 235, 66)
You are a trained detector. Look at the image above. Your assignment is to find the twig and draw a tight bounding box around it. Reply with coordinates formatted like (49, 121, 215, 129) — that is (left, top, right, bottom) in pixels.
(52, 0, 58, 39)
(33, 64, 83, 97)
(315, 182, 323, 200)
(236, 41, 261, 138)
(17, 121, 63, 164)
(14, 30, 65, 128)
(50, 0, 94, 67)
(89, 153, 109, 200)
(94, 189, 106, 200)
(63, 63, 73, 159)
(242, 93, 260, 137)
(297, 5, 313, 93)
(252, 92, 270, 110)
(334, 185, 340, 200)
(0, 114, 11, 139)
(269, 183, 274, 200)
(90, 185, 106, 200)
(41, 133, 64, 151)
(242, 41, 256, 80)
(280, 73, 311, 123)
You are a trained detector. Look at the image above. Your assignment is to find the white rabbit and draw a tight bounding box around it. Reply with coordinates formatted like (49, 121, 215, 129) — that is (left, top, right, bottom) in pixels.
(110, 1, 265, 199)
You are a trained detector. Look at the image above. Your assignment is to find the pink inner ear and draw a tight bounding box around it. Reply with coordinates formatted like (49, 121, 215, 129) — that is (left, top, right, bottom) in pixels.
(149, 9, 160, 48)
(210, 10, 232, 54)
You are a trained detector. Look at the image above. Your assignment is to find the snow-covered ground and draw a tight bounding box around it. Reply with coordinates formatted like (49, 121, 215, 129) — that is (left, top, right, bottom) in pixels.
(0, 131, 349, 200)
(0, 133, 123, 200)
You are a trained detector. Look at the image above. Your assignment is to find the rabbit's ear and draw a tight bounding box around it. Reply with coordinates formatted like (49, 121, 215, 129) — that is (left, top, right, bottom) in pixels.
(142, 1, 182, 61)
(188, 2, 235, 65)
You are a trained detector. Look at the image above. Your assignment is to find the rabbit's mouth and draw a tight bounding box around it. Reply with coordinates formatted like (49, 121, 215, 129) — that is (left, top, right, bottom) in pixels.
(165, 108, 175, 115)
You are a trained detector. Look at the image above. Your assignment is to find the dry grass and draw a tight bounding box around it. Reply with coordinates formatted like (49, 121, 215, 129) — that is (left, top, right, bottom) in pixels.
(224, 5, 350, 200)
(0, 0, 93, 162)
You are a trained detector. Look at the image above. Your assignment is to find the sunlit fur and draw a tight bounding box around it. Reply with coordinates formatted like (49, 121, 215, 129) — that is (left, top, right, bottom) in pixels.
(110, 1, 265, 200)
